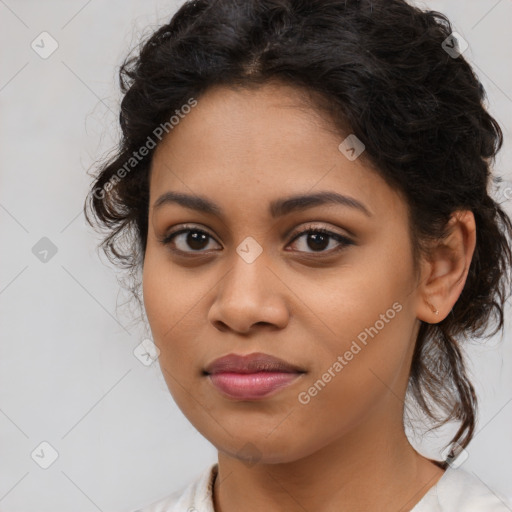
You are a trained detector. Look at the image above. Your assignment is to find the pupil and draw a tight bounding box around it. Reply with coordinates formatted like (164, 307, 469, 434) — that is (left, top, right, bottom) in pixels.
(308, 233, 328, 251)
(188, 231, 208, 250)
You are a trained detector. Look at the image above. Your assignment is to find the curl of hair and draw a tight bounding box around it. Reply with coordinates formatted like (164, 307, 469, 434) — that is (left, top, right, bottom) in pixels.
(84, 0, 512, 463)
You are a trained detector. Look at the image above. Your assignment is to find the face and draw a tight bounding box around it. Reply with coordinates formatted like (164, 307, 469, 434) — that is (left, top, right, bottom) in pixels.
(142, 82, 423, 464)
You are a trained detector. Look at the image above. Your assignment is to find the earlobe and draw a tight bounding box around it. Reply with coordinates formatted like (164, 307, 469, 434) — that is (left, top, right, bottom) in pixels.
(416, 210, 477, 324)
(424, 297, 440, 316)
(419, 294, 441, 325)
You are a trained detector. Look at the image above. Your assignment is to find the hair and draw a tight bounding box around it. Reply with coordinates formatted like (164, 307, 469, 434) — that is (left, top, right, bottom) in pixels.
(84, 0, 512, 465)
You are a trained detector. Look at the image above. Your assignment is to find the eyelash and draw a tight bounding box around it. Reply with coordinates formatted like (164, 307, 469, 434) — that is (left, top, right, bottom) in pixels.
(159, 224, 354, 256)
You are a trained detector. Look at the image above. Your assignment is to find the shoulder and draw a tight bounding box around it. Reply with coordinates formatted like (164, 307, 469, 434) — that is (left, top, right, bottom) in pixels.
(132, 462, 218, 512)
(412, 466, 512, 512)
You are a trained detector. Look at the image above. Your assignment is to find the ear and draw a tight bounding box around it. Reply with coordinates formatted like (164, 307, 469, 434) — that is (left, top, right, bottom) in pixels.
(416, 210, 476, 324)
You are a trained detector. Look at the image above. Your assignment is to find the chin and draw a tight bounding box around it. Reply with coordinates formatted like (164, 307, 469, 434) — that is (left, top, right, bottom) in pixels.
(212, 431, 318, 466)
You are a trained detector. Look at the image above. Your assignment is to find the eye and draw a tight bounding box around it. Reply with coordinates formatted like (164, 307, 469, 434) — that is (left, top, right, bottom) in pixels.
(159, 225, 220, 254)
(159, 223, 354, 256)
(287, 225, 354, 254)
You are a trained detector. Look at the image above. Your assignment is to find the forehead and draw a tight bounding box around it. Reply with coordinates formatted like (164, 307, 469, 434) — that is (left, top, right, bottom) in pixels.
(152, 81, 337, 166)
(149, 82, 406, 221)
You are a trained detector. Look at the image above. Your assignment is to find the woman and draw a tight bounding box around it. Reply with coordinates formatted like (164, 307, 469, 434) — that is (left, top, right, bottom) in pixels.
(85, 0, 512, 510)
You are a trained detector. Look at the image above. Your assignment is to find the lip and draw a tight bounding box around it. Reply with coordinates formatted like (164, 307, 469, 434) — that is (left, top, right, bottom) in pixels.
(204, 352, 305, 374)
(204, 352, 306, 400)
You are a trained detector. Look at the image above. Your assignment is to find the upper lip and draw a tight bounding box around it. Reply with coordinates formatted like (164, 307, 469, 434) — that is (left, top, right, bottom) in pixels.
(204, 352, 306, 375)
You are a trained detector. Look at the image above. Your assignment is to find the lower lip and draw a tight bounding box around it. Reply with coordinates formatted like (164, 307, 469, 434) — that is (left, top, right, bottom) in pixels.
(207, 372, 304, 400)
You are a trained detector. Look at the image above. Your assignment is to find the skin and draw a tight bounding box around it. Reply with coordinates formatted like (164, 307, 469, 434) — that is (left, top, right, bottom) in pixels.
(142, 81, 476, 512)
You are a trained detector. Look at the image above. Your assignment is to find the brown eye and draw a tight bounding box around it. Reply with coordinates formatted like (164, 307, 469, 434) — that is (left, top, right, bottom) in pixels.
(159, 224, 354, 257)
(160, 227, 221, 253)
(288, 227, 354, 254)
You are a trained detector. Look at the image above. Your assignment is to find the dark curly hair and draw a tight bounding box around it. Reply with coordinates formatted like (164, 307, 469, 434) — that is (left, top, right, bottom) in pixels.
(84, 0, 512, 466)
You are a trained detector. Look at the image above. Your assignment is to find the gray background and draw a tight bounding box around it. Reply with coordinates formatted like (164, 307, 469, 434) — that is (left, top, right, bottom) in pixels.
(1, 0, 511, 510)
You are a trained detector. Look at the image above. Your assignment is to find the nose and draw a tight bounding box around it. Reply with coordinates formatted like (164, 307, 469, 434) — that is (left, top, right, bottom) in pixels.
(207, 253, 290, 334)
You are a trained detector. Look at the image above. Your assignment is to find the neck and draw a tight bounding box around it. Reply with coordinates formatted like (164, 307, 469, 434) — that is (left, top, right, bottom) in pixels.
(212, 403, 445, 512)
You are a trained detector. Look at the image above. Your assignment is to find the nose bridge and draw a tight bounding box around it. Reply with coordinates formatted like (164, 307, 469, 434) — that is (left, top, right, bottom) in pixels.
(224, 236, 272, 302)
(208, 239, 289, 331)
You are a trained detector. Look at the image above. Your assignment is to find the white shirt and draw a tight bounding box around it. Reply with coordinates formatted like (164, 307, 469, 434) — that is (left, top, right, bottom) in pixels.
(134, 462, 512, 512)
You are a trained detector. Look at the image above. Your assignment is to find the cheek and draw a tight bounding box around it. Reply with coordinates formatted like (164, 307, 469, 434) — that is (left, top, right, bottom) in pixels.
(293, 237, 415, 412)
(289, 305, 414, 458)
(141, 250, 208, 378)
(293, 245, 412, 359)
(142, 251, 188, 354)
(142, 257, 199, 409)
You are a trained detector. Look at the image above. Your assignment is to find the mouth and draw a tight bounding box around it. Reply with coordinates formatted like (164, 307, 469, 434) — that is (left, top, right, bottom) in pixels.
(203, 352, 307, 400)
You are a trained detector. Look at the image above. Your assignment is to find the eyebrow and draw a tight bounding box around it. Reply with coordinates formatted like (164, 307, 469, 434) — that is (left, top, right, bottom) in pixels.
(153, 190, 372, 218)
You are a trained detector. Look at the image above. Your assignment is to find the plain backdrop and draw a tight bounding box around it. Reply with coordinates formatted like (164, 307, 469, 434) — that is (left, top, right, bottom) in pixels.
(1, 0, 511, 510)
